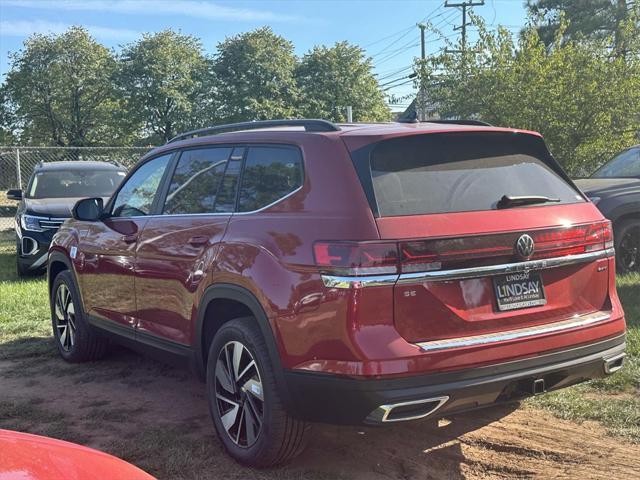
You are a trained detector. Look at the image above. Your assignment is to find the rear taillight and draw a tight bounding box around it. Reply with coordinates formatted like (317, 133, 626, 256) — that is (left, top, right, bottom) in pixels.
(313, 242, 399, 275)
(399, 240, 512, 273)
(532, 220, 613, 258)
(315, 221, 613, 277)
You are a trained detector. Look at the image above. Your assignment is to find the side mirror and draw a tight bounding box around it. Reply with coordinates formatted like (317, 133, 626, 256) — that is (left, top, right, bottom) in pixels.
(6, 189, 22, 201)
(72, 197, 104, 221)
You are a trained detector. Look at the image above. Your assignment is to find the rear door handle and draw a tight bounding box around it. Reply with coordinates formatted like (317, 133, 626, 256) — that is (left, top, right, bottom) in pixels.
(188, 235, 209, 247)
(121, 234, 138, 244)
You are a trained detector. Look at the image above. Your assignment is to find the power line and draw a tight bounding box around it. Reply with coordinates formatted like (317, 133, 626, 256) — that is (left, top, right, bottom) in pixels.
(374, 39, 421, 66)
(370, 3, 452, 59)
(361, 24, 415, 50)
(373, 14, 458, 67)
(370, 27, 417, 58)
(370, 3, 453, 66)
(379, 72, 417, 88)
(377, 65, 414, 81)
(383, 78, 415, 91)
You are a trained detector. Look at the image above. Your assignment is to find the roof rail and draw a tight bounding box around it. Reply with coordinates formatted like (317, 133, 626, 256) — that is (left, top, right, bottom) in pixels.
(427, 119, 493, 126)
(397, 118, 493, 127)
(168, 119, 341, 144)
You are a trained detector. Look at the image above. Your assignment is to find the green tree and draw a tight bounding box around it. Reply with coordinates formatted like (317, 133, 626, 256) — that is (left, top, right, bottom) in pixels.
(419, 12, 640, 175)
(0, 86, 17, 145)
(213, 27, 298, 122)
(527, 0, 634, 52)
(117, 30, 212, 144)
(296, 41, 390, 122)
(3, 26, 123, 146)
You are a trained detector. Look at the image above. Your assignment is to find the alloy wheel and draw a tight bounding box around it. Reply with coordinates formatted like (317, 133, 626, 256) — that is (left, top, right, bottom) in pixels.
(619, 226, 640, 272)
(214, 341, 264, 447)
(54, 284, 76, 352)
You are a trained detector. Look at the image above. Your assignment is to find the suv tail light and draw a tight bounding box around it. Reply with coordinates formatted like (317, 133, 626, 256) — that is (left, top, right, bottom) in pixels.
(315, 221, 613, 276)
(313, 242, 399, 275)
(532, 220, 613, 258)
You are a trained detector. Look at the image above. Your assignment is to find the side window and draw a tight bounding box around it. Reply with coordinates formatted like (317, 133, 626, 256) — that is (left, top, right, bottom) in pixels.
(594, 148, 640, 178)
(163, 147, 232, 215)
(214, 148, 244, 213)
(237, 147, 303, 212)
(111, 154, 171, 217)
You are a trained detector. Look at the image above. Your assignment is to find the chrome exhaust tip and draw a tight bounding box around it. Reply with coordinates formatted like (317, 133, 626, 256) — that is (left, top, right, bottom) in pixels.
(603, 353, 625, 374)
(368, 396, 449, 423)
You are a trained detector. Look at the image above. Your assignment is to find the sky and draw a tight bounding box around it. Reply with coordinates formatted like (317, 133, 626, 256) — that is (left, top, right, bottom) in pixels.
(0, 0, 528, 111)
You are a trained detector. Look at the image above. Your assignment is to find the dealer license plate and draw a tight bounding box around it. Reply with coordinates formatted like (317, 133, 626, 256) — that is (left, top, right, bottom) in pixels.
(493, 271, 546, 311)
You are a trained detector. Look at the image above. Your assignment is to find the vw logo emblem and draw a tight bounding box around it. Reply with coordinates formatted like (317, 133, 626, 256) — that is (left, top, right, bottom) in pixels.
(516, 234, 535, 259)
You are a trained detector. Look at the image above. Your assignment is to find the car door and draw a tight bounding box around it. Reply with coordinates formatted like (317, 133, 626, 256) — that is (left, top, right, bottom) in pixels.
(77, 153, 173, 331)
(133, 146, 243, 345)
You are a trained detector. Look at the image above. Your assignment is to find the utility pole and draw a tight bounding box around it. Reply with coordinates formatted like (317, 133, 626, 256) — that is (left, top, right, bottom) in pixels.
(418, 23, 427, 60)
(416, 23, 428, 121)
(444, 0, 484, 53)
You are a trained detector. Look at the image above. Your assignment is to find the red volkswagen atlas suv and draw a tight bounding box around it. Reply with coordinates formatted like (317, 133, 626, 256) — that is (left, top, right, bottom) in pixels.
(48, 119, 626, 466)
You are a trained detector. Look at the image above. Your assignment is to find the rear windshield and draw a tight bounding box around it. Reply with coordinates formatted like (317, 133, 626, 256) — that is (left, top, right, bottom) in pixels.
(370, 133, 583, 217)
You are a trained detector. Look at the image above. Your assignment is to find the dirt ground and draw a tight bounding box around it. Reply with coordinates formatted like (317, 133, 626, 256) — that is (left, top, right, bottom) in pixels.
(1, 340, 638, 480)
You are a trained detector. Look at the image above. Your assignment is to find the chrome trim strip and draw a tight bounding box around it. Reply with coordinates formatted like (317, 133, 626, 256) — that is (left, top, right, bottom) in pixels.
(373, 396, 449, 423)
(30, 253, 48, 268)
(415, 311, 611, 352)
(397, 248, 614, 284)
(321, 248, 614, 289)
(112, 185, 304, 219)
(321, 273, 399, 289)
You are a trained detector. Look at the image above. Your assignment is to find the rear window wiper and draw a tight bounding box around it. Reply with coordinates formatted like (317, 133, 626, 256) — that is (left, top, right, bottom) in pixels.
(496, 195, 561, 209)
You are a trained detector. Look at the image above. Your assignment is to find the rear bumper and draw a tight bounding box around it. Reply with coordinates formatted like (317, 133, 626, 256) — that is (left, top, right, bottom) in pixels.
(283, 334, 625, 425)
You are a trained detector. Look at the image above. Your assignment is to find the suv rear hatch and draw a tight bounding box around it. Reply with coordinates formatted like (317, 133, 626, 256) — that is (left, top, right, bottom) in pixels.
(344, 130, 613, 344)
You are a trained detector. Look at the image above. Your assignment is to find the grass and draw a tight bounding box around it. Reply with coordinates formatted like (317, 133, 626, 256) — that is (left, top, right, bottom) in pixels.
(0, 230, 638, 453)
(0, 231, 52, 362)
(527, 272, 640, 441)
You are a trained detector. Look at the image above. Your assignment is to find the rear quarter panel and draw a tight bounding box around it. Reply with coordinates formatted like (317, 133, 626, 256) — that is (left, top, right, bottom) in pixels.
(212, 135, 382, 368)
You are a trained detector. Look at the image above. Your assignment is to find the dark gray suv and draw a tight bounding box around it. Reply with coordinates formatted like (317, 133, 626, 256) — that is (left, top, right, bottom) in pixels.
(7, 161, 126, 276)
(575, 145, 640, 273)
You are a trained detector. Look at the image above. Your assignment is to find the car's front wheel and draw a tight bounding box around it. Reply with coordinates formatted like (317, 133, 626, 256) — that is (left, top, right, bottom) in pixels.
(206, 317, 310, 467)
(615, 219, 640, 274)
(51, 270, 108, 362)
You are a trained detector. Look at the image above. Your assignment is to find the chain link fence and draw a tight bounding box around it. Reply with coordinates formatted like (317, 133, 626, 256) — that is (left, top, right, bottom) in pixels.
(0, 146, 154, 232)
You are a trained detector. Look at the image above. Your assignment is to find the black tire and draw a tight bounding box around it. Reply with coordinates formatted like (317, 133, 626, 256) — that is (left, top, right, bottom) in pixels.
(206, 317, 310, 467)
(50, 270, 108, 362)
(614, 219, 640, 274)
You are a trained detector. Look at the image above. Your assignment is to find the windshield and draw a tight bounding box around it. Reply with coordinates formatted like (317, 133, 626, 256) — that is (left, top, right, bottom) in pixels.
(369, 133, 583, 217)
(27, 170, 126, 199)
(592, 147, 640, 178)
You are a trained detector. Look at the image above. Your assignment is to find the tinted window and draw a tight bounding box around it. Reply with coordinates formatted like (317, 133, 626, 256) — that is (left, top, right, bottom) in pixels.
(214, 148, 244, 213)
(592, 147, 640, 178)
(112, 154, 171, 217)
(163, 147, 232, 215)
(370, 134, 583, 217)
(27, 169, 126, 198)
(238, 147, 303, 212)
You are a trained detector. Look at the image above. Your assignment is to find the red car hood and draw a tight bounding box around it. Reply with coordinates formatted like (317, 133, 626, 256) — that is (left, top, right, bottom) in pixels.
(0, 430, 155, 480)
